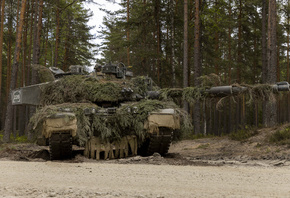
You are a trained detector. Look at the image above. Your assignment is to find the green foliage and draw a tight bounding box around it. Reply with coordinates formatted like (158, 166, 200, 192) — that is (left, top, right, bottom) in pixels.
(0, 130, 3, 142)
(131, 76, 158, 95)
(40, 76, 123, 105)
(159, 88, 183, 101)
(161, 73, 279, 109)
(197, 143, 210, 149)
(269, 127, 290, 146)
(229, 127, 258, 141)
(43, 1, 96, 67)
(12, 134, 28, 143)
(182, 87, 208, 104)
(30, 64, 55, 83)
(198, 73, 222, 87)
(30, 100, 191, 146)
(39, 75, 160, 106)
(98, 0, 290, 89)
(0, 130, 28, 143)
(239, 84, 276, 105)
(177, 110, 193, 139)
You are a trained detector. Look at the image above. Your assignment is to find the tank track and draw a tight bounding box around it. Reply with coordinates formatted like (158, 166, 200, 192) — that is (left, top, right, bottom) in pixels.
(49, 132, 72, 160)
(138, 127, 173, 156)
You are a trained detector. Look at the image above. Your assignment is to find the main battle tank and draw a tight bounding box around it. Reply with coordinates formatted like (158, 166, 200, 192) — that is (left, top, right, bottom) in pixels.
(12, 63, 182, 160)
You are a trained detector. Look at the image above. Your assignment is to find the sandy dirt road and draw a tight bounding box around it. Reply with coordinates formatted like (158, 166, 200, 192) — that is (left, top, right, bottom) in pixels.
(0, 161, 289, 198)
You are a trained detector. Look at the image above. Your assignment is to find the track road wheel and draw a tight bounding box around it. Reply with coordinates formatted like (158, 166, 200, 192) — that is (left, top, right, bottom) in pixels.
(49, 132, 72, 160)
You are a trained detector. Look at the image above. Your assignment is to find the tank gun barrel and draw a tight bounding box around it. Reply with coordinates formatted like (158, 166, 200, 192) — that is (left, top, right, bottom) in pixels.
(206, 81, 290, 96)
(147, 81, 290, 100)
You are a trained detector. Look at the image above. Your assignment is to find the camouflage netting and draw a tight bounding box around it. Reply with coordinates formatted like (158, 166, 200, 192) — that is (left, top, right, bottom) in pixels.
(214, 83, 277, 110)
(236, 83, 276, 104)
(130, 76, 159, 94)
(30, 101, 191, 146)
(159, 74, 220, 101)
(159, 88, 183, 100)
(160, 74, 279, 108)
(30, 64, 55, 83)
(182, 87, 208, 104)
(39, 75, 158, 105)
(198, 73, 222, 87)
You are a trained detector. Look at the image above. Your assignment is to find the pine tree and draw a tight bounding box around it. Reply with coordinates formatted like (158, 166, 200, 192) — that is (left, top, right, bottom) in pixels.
(264, 0, 277, 127)
(4, 0, 27, 142)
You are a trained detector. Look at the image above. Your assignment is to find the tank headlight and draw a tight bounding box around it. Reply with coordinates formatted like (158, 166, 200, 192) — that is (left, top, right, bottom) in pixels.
(63, 108, 72, 112)
(133, 107, 138, 113)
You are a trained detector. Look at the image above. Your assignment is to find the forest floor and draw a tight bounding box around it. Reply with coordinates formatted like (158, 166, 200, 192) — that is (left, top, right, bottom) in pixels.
(0, 125, 290, 197)
(0, 124, 290, 166)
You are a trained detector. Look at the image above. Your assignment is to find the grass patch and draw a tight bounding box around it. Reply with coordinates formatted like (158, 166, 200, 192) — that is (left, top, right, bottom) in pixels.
(196, 143, 210, 149)
(0, 130, 28, 144)
(0, 130, 3, 142)
(229, 127, 258, 141)
(13, 134, 28, 143)
(269, 127, 290, 146)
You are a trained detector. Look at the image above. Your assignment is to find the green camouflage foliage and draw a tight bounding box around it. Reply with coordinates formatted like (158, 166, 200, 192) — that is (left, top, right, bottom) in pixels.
(39, 75, 157, 105)
(30, 64, 55, 83)
(30, 101, 191, 146)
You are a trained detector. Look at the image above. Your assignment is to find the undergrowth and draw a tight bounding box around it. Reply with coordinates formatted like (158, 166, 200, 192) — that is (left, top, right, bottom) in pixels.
(0, 130, 28, 144)
(229, 126, 258, 141)
(30, 101, 192, 146)
(269, 127, 290, 146)
(0, 130, 3, 143)
(196, 143, 210, 149)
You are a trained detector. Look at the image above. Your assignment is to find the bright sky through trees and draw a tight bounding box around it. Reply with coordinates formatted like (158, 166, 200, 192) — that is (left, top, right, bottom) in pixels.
(84, 0, 121, 63)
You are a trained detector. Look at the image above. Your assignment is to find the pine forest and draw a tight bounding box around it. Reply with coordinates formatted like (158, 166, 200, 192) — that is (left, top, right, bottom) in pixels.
(0, 0, 289, 141)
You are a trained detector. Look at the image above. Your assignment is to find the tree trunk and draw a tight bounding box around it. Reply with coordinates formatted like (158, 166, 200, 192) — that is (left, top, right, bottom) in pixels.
(0, 0, 5, 108)
(22, 0, 29, 87)
(214, 0, 219, 75)
(262, 0, 267, 83)
(141, 0, 147, 76)
(63, 14, 71, 71)
(3, 0, 12, 127)
(29, 0, 39, 123)
(287, 2, 290, 122)
(228, 0, 232, 133)
(4, 0, 27, 142)
(236, 0, 242, 129)
(32, 0, 38, 64)
(237, 0, 242, 83)
(34, 0, 43, 64)
(262, 0, 268, 126)
(170, 0, 176, 87)
(183, 0, 189, 112)
(193, 0, 201, 135)
(44, 11, 50, 66)
(18, 0, 30, 136)
(264, 0, 277, 127)
(287, 6, 290, 83)
(54, 0, 60, 67)
(26, 0, 35, 86)
(126, 0, 130, 66)
(155, 0, 161, 85)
